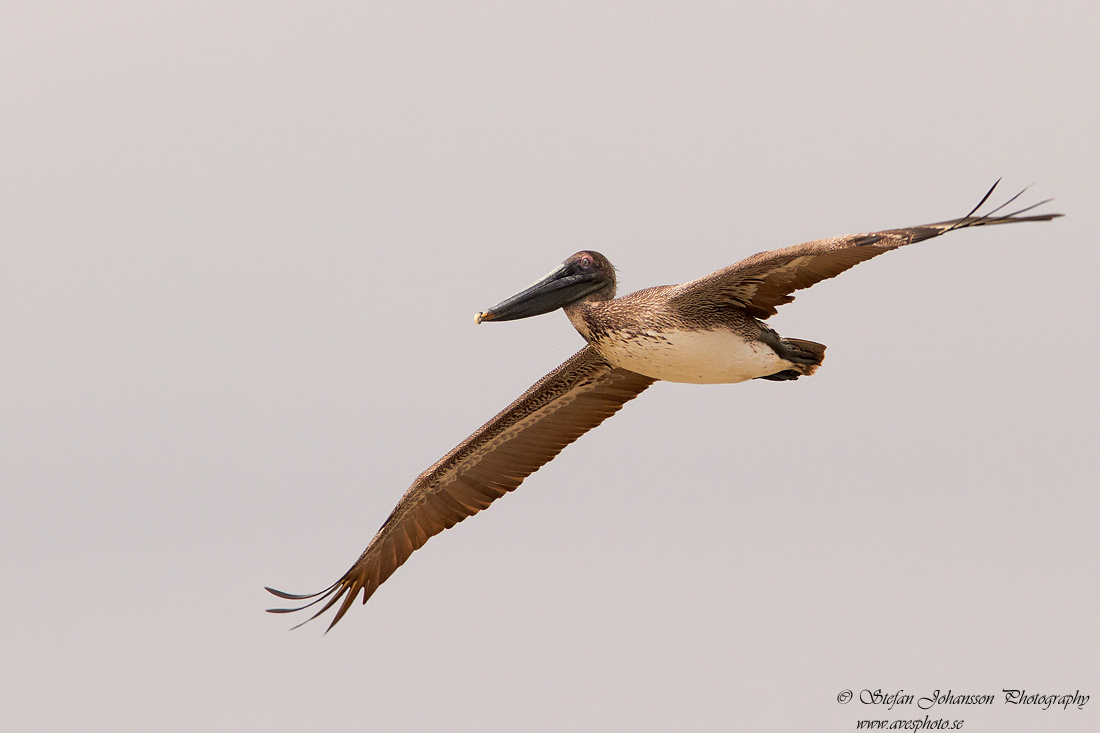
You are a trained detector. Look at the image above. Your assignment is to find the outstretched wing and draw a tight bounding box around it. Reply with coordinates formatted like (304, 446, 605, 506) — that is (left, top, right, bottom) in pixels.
(267, 345, 656, 631)
(671, 182, 1062, 319)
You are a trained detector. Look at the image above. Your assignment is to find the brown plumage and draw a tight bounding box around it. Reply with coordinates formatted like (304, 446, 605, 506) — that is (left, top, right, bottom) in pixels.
(670, 184, 1057, 320)
(267, 347, 656, 629)
(267, 182, 1060, 630)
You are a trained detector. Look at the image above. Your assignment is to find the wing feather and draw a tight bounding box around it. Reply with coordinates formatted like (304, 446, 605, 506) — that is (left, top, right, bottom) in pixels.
(266, 345, 656, 630)
(672, 183, 1061, 319)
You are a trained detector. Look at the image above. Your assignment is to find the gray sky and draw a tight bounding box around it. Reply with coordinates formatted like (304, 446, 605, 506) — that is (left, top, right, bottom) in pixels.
(3, 3, 1097, 731)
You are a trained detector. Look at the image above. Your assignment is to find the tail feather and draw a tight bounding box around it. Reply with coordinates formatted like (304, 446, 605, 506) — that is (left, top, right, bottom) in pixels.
(756, 338, 826, 381)
(783, 338, 826, 376)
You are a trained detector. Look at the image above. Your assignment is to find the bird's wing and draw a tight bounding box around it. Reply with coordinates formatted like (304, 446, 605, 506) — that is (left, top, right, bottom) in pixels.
(670, 182, 1062, 319)
(266, 344, 656, 630)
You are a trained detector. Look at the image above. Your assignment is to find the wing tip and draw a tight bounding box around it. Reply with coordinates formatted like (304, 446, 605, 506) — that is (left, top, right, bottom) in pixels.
(927, 181, 1063, 235)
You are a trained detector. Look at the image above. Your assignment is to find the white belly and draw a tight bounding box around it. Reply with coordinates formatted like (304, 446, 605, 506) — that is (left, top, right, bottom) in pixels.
(595, 328, 790, 384)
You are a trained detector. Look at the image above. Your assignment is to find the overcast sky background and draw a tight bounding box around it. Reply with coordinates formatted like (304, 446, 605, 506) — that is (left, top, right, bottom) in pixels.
(3, 3, 1098, 731)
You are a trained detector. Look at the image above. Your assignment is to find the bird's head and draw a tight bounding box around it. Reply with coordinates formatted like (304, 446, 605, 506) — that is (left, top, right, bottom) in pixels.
(475, 251, 616, 324)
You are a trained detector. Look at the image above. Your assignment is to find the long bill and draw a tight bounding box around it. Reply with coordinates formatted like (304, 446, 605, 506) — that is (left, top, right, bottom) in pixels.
(475, 263, 606, 323)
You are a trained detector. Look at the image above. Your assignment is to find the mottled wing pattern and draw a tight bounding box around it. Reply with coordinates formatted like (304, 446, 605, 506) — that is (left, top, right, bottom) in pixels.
(267, 345, 656, 630)
(671, 185, 1061, 320)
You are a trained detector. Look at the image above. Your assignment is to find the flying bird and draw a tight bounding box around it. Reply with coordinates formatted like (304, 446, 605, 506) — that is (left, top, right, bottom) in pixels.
(267, 182, 1060, 630)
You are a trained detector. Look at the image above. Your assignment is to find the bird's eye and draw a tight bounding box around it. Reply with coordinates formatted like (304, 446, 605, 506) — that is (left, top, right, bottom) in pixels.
(580, 255, 593, 267)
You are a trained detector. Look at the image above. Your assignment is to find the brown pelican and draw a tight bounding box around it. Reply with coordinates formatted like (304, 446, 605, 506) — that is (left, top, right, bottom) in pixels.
(267, 182, 1060, 630)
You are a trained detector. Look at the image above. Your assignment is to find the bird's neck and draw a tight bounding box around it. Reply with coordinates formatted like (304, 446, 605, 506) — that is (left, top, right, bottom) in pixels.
(564, 299, 604, 343)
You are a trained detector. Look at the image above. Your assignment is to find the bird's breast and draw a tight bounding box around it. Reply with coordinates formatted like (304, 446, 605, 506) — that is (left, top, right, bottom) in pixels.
(592, 327, 788, 384)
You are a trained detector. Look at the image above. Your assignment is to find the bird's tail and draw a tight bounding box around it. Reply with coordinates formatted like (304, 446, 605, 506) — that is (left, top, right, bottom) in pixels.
(757, 338, 826, 381)
(783, 338, 826, 376)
